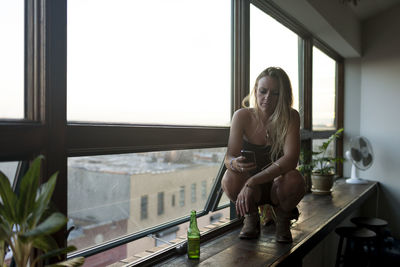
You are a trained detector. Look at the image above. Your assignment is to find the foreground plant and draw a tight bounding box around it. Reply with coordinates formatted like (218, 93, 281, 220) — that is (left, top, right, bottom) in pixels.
(0, 155, 84, 267)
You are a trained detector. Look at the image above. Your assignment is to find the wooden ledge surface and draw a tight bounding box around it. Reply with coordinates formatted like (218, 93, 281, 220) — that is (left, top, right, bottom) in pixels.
(155, 179, 377, 267)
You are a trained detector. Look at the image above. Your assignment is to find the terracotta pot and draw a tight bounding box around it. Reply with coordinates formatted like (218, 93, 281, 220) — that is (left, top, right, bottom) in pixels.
(311, 173, 334, 195)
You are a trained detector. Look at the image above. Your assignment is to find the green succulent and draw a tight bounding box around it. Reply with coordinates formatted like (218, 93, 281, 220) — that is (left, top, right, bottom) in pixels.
(0, 155, 84, 267)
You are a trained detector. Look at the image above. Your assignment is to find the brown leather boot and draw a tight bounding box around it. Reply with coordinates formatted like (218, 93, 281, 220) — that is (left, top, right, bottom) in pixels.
(273, 207, 299, 243)
(239, 212, 260, 239)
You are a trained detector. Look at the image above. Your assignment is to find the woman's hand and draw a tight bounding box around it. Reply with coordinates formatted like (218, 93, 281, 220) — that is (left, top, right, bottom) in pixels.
(235, 182, 256, 217)
(231, 156, 257, 174)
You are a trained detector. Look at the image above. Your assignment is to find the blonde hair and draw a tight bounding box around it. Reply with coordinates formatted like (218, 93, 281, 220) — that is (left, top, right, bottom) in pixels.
(242, 67, 293, 161)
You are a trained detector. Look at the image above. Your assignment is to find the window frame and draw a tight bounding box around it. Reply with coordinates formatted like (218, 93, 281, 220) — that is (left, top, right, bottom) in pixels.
(0, 0, 344, 264)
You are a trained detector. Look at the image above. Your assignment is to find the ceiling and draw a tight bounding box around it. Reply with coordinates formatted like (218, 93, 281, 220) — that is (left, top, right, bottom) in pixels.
(347, 0, 400, 20)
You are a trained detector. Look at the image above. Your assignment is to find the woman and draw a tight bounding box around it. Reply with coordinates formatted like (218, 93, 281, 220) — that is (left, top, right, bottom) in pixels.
(221, 67, 305, 243)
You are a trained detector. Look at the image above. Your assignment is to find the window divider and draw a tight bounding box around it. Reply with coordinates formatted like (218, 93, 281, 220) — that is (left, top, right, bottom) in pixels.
(67, 124, 229, 157)
(233, 0, 250, 111)
(204, 160, 227, 212)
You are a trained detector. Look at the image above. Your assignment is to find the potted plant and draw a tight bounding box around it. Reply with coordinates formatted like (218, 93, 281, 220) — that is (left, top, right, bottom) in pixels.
(299, 128, 344, 195)
(0, 155, 84, 267)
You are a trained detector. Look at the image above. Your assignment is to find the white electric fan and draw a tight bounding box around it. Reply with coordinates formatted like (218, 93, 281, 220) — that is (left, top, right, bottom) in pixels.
(345, 136, 374, 184)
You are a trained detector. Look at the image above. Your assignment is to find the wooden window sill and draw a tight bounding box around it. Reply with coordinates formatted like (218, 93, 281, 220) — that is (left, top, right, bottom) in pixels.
(122, 178, 377, 266)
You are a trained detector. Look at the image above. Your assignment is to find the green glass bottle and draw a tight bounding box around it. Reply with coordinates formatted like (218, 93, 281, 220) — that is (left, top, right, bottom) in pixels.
(187, 210, 200, 259)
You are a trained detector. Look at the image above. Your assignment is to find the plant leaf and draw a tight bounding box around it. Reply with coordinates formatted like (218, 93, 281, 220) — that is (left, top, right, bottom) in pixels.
(32, 234, 59, 252)
(22, 212, 67, 238)
(0, 222, 11, 242)
(38, 245, 77, 261)
(31, 172, 58, 227)
(0, 171, 17, 222)
(45, 256, 85, 267)
(0, 240, 6, 267)
(17, 155, 44, 224)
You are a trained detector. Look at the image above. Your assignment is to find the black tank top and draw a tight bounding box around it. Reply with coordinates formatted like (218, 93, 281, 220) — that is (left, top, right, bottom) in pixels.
(242, 139, 272, 175)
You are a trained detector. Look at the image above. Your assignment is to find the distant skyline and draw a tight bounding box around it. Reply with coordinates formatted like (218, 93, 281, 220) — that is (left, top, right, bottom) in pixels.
(1, 0, 335, 128)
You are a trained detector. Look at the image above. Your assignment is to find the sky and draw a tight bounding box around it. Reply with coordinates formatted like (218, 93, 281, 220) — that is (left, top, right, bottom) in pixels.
(0, 0, 24, 119)
(0, 0, 335, 128)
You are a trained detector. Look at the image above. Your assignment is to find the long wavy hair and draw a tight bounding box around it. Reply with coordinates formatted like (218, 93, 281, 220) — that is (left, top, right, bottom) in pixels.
(242, 67, 293, 161)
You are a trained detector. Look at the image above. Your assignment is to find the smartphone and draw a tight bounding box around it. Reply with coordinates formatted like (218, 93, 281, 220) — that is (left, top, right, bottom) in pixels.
(241, 150, 256, 163)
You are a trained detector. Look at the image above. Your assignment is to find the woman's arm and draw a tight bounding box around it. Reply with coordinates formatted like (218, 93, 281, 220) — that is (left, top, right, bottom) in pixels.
(246, 109, 300, 186)
(224, 109, 256, 173)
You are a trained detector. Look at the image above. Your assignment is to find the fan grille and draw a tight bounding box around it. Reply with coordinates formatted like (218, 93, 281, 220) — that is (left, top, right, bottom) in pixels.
(349, 136, 374, 170)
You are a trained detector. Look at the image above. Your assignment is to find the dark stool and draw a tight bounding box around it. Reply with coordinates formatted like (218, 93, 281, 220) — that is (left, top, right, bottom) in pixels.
(351, 217, 388, 259)
(351, 217, 388, 234)
(335, 226, 377, 267)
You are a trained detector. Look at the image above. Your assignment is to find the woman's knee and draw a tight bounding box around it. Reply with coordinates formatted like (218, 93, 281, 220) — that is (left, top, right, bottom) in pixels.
(286, 169, 304, 186)
(276, 170, 305, 197)
(221, 170, 242, 201)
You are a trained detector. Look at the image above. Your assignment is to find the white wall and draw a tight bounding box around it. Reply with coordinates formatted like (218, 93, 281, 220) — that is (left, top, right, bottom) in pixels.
(271, 0, 361, 57)
(343, 58, 361, 177)
(358, 4, 400, 238)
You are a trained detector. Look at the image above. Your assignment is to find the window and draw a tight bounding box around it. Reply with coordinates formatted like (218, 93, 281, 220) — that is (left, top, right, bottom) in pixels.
(210, 212, 223, 224)
(191, 183, 196, 203)
(0, 0, 24, 119)
(179, 186, 185, 207)
(312, 138, 336, 169)
(155, 226, 178, 247)
(219, 192, 231, 209)
(80, 207, 230, 261)
(67, 148, 225, 252)
(312, 46, 336, 130)
(67, 0, 231, 126)
(249, 0, 343, 191)
(140, 195, 148, 220)
(250, 4, 300, 111)
(201, 180, 207, 200)
(157, 192, 164, 215)
(4, 0, 344, 265)
(172, 194, 175, 207)
(0, 161, 19, 186)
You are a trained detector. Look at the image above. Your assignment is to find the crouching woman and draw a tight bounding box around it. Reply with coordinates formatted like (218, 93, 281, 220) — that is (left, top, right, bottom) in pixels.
(221, 67, 305, 243)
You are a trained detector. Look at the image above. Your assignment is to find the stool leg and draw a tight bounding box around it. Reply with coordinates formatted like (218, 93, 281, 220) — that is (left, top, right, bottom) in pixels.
(344, 237, 355, 267)
(335, 236, 344, 267)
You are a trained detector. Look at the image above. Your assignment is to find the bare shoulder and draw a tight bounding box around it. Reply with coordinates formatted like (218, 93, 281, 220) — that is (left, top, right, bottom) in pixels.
(232, 108, 254, 121)
(290, 108, 300, 120)
(290, 108, 300, 127)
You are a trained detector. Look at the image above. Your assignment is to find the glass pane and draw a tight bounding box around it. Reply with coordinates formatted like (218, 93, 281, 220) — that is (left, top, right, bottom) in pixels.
(0, 1, 24, 119)
(312, 138, 336, 171)
(312, 47, 336, 130)
(80, 207, 230, 267)
(67, 147, 226, 252)
(0, 161, 19, 186)
(67, 0, 231, 126)
(219, 190, 230, 208)
(250, 4, 299, 112)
